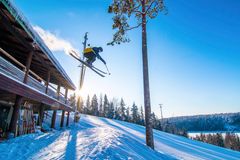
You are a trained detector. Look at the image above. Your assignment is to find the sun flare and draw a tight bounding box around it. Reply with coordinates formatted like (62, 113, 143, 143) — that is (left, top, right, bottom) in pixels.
(75, 87, 88, 99)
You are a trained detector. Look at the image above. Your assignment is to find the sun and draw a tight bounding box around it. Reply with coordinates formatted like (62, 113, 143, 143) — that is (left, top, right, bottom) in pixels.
(74, 87, 88, 99)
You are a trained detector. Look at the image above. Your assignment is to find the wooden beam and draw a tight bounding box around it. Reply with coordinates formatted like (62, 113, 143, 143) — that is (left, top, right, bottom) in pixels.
(0, 34, 27, 50)
(51, 111, 57, 129)
(57, 85, 61, 100)
(60, 110, 65, 128)
(64, 89, 68, 104)
(66, 112, 70, 127)
(37, 104, 44, 128)
(8, 95, 23, 136)
(23, 50, 34, 83)
(45, 71, 51, 94)
(60, 88, 68, 127)
(51, 84, 61, 129)
(0, 10, 31, 51)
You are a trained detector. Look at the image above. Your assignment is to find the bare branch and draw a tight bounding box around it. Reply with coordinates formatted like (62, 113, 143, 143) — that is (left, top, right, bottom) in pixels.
(131, 3, 143, 15)
(125, 23, 142, 31)
(132, 10, 143, 14)
(133, 4, 141, 11)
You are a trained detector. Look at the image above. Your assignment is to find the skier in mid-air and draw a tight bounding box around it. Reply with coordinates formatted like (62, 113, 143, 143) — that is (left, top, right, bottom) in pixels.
(69, 46, 110, 77)
(83, 46, 106, 66)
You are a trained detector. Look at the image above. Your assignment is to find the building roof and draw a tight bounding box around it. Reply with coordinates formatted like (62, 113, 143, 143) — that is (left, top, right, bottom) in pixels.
(0, 0, 76, 90)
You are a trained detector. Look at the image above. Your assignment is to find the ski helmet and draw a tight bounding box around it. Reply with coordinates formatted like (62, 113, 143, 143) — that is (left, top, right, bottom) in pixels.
(99, 47, 103, 52)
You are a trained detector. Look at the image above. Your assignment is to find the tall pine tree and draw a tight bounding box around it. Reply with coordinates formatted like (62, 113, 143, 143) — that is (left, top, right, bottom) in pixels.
(103, 94, 109, 117)
(131, 102, 140, 124)
(91, 94, 98, 116)
(99, 94, 103, 117)
(119, 98, 126, 120)
(126, 106, 130, 122)
(107, 101, 115, 119)
(85, 95, 91, 114)
(108, 0, 167, 149)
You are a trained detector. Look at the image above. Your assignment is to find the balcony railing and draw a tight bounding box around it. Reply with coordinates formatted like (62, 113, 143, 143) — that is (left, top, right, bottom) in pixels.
(0, 48, 72, 107)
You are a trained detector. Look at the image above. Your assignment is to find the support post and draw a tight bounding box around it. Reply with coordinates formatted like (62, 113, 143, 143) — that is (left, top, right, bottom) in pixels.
(51, 110, 57, 129)
(38, 71, 50, 129)
(60, 111, 65, 128)
(38, 104, 44, 128)
(66, 112, 70, 127)
(8, 48, 34, 137)
(45, 71, 51, 94)
(23, 51, 33, 83)
(51, 84, 60, 129)
(8, 95, 23, 136)
(60, 88, 68, 127)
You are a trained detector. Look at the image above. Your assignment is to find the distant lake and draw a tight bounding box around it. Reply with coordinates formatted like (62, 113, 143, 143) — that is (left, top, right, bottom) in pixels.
(188, 131, 240, 138)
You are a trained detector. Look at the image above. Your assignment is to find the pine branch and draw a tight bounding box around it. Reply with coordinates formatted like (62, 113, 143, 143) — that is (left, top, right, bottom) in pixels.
(145, 1, 156, 14)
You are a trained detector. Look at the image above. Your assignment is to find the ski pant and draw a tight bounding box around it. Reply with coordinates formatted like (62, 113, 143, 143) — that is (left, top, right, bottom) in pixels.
(84, 52, 96, 65)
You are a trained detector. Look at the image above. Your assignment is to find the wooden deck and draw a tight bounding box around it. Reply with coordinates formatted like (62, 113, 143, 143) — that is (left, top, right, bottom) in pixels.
(0, 56, 71, 108)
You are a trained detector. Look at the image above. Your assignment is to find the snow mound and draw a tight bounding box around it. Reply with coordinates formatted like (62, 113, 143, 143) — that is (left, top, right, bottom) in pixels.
(0, 114, 240, 160)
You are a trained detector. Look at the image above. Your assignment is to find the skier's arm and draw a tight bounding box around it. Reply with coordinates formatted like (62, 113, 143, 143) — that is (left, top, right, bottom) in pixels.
(92, 47, 106, 64)
(97, 54, 106, 65)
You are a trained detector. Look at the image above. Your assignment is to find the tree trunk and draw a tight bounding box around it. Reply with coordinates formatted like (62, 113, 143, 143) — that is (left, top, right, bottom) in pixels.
(142, 1, 154, 149)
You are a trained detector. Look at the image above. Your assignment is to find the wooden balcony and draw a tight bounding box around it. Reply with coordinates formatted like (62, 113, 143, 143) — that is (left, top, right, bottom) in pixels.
(0, 50, 73, 112)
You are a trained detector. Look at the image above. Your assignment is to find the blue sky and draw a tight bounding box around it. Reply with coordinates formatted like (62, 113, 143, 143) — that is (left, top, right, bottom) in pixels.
(14, 0, 240, 117)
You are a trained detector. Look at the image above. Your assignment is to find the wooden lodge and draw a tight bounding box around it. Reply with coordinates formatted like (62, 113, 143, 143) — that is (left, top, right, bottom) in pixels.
(0, 0, 76, 138)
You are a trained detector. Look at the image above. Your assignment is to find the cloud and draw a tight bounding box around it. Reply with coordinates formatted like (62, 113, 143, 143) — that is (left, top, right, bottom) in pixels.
(33, 25, 79, 56)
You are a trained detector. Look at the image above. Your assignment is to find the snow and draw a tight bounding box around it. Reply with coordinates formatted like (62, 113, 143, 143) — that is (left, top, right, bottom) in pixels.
(0, 113, 240, 160)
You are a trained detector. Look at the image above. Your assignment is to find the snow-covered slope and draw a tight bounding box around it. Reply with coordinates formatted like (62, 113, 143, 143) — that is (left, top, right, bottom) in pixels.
(0, 114, 240, 160)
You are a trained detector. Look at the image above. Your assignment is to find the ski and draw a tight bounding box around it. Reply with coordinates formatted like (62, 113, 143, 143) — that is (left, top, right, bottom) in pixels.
(70, 53, 105, 77)
(91, 65, 108, 75)
(90, 66, 106, 77)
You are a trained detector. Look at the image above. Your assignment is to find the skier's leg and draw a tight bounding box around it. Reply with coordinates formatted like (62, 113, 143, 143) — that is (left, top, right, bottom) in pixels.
(86, 52, 96, 65)
(91, 56, 96, 64)
(84, 53, 92, 64)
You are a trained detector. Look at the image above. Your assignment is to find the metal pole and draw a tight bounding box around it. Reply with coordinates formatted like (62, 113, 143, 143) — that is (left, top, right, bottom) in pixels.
(159, 104, 163, 120)
(80, 32, 88, 89)
(76, 32, 88, 112)
(159, 104, 164, 130)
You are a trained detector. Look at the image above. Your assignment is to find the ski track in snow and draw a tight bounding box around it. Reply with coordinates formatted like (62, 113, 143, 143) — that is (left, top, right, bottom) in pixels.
(0, 113, 240, 160)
